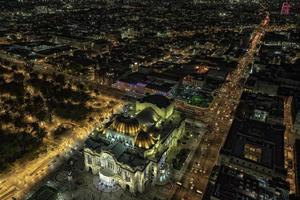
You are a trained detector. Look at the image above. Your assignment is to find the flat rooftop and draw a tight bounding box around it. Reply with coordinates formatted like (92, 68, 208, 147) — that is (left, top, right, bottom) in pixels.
(211, 165, 289, 200)
(118, 72, 177, 93)
(236, 92, 284, 125)
(140, 94, 172, 108)
(221, 119, 285, 173)
(0, 41, 70, 59)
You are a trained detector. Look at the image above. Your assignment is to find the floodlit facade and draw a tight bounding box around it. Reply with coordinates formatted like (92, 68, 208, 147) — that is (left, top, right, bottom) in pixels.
(84, 95, 185, 193)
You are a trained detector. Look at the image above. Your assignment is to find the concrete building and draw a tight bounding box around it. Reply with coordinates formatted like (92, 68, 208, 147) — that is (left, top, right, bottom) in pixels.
(219, 119, 286, 180)
(235, 92, 284, 126)
(112, 72, 178, 98)
(209, 165, 289, 200)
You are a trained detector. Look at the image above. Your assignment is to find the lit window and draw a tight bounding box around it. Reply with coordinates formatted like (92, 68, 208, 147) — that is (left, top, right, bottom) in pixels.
(108, 161, 114, 169)
(87, 155, 92, 164)
(244, 144, 262, 162)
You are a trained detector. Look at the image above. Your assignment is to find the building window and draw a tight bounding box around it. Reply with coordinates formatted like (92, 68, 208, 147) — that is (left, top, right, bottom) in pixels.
(108, 161, 114, 170)
(118, 168, 122, 175)
(244, 144, 262, 162)
(96, 158, 101, 166)
(125, 171, 131, 182)
(87, 155, 92, 164)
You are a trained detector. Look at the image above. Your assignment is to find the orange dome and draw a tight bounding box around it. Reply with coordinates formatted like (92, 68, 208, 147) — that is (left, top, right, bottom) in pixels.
(113, 115, 140, 137)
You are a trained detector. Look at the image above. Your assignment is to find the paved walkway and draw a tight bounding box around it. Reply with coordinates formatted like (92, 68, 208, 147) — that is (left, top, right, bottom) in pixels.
(93, 176, 120, 193)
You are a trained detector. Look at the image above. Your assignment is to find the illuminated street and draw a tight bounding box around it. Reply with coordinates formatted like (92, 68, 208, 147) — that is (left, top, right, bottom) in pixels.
(0, 1, 299, 200)
(170, 15, 270, 200)
(0, 95, 123, 200)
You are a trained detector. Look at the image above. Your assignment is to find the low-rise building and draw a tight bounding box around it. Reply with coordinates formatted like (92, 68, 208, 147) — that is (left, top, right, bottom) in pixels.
(209, 165, 289, 200)
(219, 119, 286, 180)
(112, 72, 177, 98)
(236, 92, 284, 126)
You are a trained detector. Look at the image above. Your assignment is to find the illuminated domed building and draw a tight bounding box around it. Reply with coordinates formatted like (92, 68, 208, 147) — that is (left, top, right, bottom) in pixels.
(84, 94, 185, 193)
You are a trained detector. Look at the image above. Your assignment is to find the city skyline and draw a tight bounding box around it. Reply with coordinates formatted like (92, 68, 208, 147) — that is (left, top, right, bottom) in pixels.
(0, 1, 299, 200)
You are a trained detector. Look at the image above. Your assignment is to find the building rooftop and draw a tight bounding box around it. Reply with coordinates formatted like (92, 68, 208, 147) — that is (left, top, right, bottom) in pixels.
(85, 136, 149, 172)
(221, 119, 285, 174)
(211, 165, 289, 200)
(0, 41, 70, 60)
(118, 72, 147, 85)
(117, 72, 177, 93)
(246, 59, 300, 121)
(236, 92, 284, 126)
(136, 107, 159, 125)
(140, 94, 172, 108)
(112, 115, 140, 137)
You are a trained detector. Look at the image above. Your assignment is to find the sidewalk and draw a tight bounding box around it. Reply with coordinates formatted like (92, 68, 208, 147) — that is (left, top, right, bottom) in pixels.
(167, 129, 206, 200)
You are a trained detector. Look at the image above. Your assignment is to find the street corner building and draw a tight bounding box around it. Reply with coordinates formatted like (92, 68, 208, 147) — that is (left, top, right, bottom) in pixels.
(83, 94, 185, 193)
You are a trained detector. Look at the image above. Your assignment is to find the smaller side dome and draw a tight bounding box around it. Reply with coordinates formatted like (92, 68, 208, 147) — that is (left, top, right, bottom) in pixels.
(135, 131, 157, 149)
